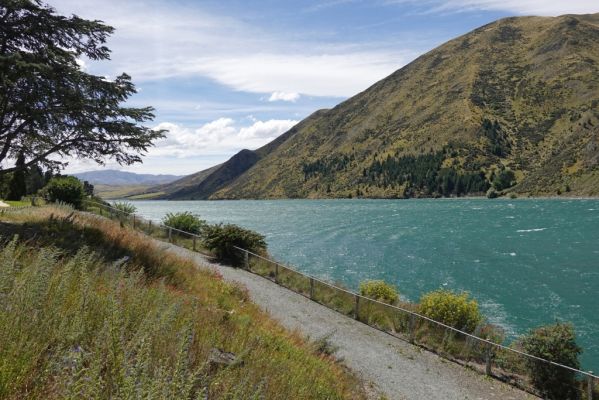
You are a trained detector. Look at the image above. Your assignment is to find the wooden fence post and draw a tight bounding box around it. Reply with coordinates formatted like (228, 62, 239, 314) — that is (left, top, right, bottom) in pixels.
(243, 251, 249, 269)
(485, 344, 492, 376)
(409, 314, 416, 344)
(588, 373, 594, 400)
(274, 263, 279, 283)
(132, 215, 136, 229)
(193, 235, 197, 251)
(168, 227, 172, 243)
(354, 295, 360, 320)
(148, 220, 152, 233)
(309, 277, 315, 300)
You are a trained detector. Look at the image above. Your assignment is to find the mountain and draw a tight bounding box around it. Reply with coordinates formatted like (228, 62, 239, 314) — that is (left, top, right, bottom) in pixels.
(74, 170, 182, 186)
(149, 164, 221, 198)
(167, 13, 599, 199)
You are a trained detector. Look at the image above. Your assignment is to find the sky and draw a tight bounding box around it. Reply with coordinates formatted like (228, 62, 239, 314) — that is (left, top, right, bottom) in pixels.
(51, 0, 599, 176)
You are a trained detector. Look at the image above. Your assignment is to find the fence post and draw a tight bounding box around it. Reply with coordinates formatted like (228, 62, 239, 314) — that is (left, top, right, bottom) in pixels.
(168, 227, 172, 243)
(243, 250, 249, 270)
(132, 215, 136, 229)
(588, 373, 594, 400)
(310, 277, 315, 300)
(148, 220, 152, 232)
(193, 235, 197, 251)
(354, 295, 360, 320)
(485, 344, 492, 376)
(409, 314, 416, 344)
(274, 263, 279, 283)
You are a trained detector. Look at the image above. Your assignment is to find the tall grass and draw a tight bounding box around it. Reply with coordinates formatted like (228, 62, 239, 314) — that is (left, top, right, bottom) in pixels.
(0, 207, 365, 399)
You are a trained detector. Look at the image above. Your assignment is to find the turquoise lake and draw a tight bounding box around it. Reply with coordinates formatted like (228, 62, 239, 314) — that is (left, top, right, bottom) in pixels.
(128, 198, 599, 371)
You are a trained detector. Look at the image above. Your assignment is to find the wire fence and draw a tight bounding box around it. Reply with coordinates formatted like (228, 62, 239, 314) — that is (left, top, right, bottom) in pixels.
(82, 200, 214, 259)
(77, 199, 598, 399)
(237, 246, 598, 399)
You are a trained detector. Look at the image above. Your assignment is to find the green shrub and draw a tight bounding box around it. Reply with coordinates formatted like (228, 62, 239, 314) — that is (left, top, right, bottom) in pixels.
(418, 290, 482, 332)
(44, 176, 85, 208)
(162, 211, 206, 234)
(111, 201, 136, 215)
(359, 280, 399, 304)
(520, 323, 582, 400)
(492, 169, 516, 191)
(203, 223, 266, 266)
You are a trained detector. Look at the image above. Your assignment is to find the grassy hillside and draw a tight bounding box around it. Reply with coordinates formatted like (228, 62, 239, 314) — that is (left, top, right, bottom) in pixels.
(94, 184, 156, 199)
(0, 207, 365, 399)
(167, 13, 599, 199)
(74, 170, 182, 186)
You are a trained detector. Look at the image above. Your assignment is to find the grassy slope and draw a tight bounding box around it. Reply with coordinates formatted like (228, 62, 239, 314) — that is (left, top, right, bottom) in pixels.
(94, 184, 155, 199)
(206, 13, 599, 199)
(0, 207, 365, 399)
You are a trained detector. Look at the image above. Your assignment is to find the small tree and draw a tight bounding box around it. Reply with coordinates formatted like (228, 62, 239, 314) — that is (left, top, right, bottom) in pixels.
(44, 176, 85, 208)
(359, 280, 399, 304)
(521, 323, 582, 400)
(492, 169, 516, 191)
(162, 212, 206, 235)
(203, 224, 266, 266)
(83, 181, 95, 196)
(418, 290, 482, 333)
(0, 1, 165, 177)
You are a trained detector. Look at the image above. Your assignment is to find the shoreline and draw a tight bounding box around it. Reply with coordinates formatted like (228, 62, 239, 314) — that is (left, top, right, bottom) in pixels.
(117, 195, 599, 201)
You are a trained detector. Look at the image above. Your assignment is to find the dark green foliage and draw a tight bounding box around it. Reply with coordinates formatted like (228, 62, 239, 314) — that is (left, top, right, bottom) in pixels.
(24, 164, 49, 195)
(44, 176, 85, 208)
(6, 153, 26, 200)
(0, 0, 164, 177)
(302, 154, 354, 180)
(359, 150, 490, 197)
(481, 119, 511, 157)
(82, 181, 94, 196)
(162, 212, 206, 234)
(203, 224, 267, 266)
(493, 169, 516, 191)
(521, 323, 582, 399)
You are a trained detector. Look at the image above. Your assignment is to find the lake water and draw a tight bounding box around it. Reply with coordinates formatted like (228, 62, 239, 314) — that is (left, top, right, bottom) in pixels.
(128, 198, 599, 371)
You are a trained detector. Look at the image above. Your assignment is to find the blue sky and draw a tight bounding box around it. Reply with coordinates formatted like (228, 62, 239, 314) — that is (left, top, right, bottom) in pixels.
(52, 0, 599, 175)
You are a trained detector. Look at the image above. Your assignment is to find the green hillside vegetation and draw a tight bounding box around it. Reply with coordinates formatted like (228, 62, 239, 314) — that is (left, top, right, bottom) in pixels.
(156, 13, 599, 199)
(0, 206, 364, 399)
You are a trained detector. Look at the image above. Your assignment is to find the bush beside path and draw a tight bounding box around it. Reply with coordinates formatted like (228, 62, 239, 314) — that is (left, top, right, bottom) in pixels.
(163, 241, 538, 400)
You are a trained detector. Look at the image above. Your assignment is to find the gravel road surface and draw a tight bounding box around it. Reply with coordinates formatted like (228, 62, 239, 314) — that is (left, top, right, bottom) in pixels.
(163, 243, 536, 400)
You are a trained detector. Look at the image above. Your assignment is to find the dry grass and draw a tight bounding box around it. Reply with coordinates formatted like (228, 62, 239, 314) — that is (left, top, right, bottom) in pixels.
(0, 206, 365, 400)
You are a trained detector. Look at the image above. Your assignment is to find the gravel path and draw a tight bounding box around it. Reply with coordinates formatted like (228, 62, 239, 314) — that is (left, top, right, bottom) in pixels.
(163, 243, 536, 400)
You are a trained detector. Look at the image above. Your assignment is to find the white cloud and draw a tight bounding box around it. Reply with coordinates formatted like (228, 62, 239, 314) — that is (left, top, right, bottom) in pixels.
(150, 118, 298, 158)
(268, 91, 301, 102)
(75, 58, 88, 71)
(387, 0, 599, 16)
(456, 0, 598, 15)
(49, 0, 414, 98)
(62, 117, 298, 174)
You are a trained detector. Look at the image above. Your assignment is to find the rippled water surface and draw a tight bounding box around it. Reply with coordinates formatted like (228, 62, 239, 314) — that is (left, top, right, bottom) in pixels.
(129, 198, 599, 370)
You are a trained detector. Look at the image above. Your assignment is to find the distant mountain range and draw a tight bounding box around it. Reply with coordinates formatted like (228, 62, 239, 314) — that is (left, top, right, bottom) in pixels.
(73, 170, 182, 186)
(131, 12, 599, 200)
